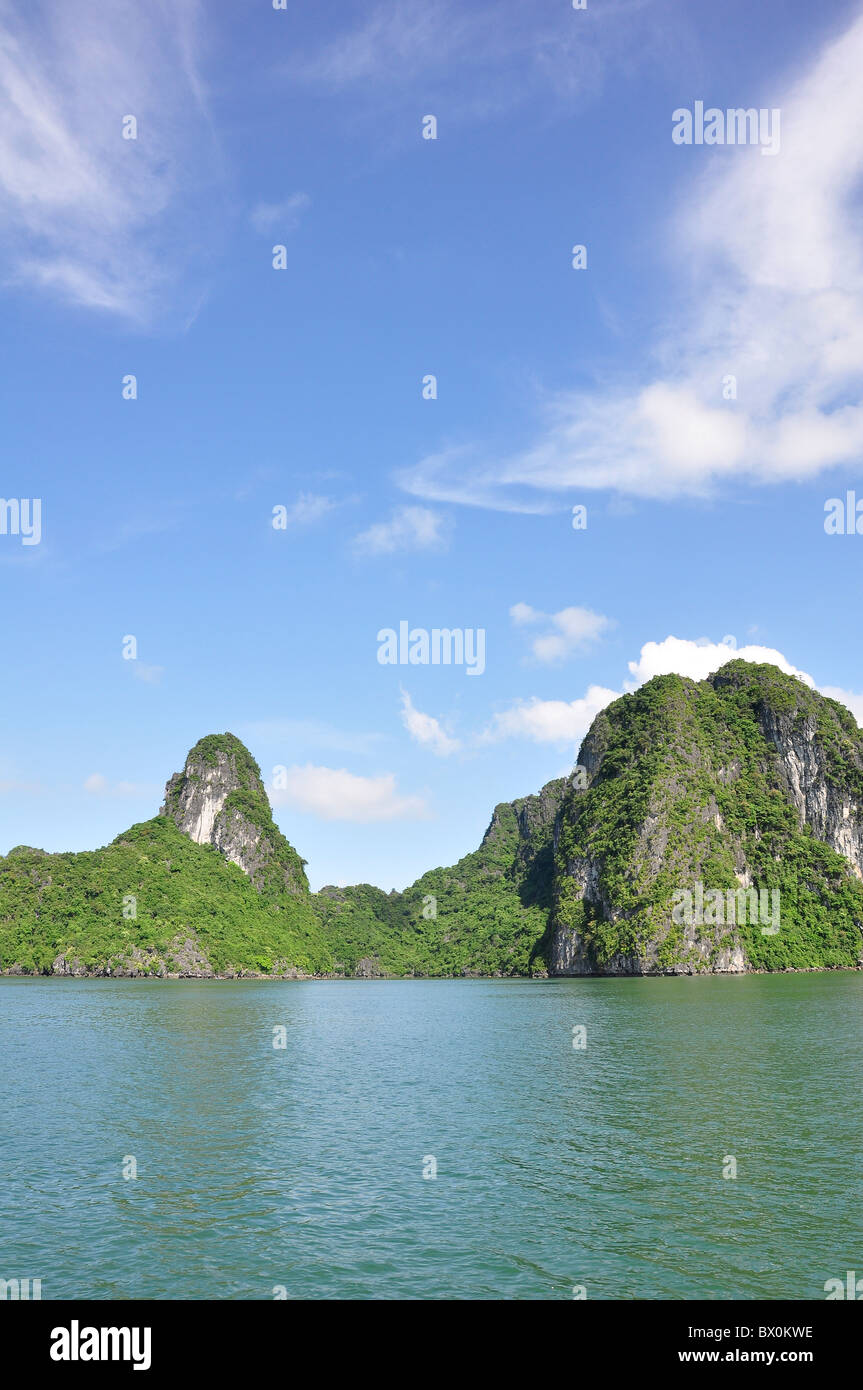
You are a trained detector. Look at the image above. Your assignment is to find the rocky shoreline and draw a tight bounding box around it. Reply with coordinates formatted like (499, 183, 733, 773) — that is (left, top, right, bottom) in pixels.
(3, 960, 858, 980)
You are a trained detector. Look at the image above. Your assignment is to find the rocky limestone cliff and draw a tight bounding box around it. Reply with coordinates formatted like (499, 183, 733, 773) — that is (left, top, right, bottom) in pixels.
(160, 733, 309, 898)
(483, 778, 565, 857)
(550, 662, 863, 976)
(4, 675, 861, 981)
(733, 686, 863, 876)
(480, 778, 566, 911)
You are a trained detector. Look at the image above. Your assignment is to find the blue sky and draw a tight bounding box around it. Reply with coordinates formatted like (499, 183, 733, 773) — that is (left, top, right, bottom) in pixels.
(2, 0, 863, 890)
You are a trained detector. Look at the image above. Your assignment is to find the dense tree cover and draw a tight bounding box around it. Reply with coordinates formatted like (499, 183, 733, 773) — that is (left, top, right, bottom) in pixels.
(0, 777, 564, 978)
(0, 816, 329, 976)
(315, 786, 564, 977)
(554, 663, 863, 971)
(3, 667, 862, 978)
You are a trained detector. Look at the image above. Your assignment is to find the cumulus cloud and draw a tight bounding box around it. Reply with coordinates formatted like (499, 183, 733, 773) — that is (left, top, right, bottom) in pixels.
(399, 688, 460, 755)
(0, 0, 222, 323)
(626, 637, 813, 688)
(270, 764, 428, 821)
(399, 11, 863, 504)
(483, 685, 620, 746)
(353, 505, 449, 555)
(484, 635, 862, 745)
(510, 603, 611, 662)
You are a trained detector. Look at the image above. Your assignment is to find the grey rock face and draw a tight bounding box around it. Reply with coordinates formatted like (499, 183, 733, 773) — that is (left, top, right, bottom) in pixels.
(481, 778, 567, 895)
(161, 752, 251, 868)
(353, 956, 384, 978)
(481, 779, 565, 848)
(160, 735, 307, 897)
(757, 705, 863, 877)
(549, 665, 863, 976)
(550, 794, 749, 977)
(51, 953, 87, 977)
(103, 933, 311, 980)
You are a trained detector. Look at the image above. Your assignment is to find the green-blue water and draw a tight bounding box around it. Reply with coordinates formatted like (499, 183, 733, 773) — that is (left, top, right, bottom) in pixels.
(1, 974, 860, 1300)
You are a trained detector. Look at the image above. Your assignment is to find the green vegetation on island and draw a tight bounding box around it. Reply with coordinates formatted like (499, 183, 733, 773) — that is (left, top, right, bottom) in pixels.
(1, 663, 862, 978)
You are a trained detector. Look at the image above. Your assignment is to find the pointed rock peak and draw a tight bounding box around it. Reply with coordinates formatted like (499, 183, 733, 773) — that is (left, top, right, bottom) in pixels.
(161, 733, 266, 845)
(160, 734, 309, 898)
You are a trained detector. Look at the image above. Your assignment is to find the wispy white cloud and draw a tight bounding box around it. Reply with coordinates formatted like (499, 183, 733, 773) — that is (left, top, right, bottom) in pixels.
(353, 505, 449, 555)
(510, 602, 611, 663)
(0, 0, 221, 322)
(129, 663, 164, 686)
(287, 1, 480, 90)
(97, 516, 180, 554)
(399, 688, 460, 756)
(270, 763, 429, 822)
(240, 718, 384, 756)
(275, 493, 338, 528)
(400, 11, 863, 505)
(250, 192, 310, 235)
(284, 0, 670, 126)
(83, 773, 157, 797)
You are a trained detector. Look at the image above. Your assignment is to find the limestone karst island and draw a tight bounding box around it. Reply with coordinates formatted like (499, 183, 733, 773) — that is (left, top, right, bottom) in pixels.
(2, 661, 862, 980)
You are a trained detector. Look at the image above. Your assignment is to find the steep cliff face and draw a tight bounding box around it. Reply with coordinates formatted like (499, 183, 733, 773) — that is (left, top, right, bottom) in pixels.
(551, 662, 863, 976)
(743, 694, 863, 875)
(487, 779, 564, 879)
(161, 733, 309, 899)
